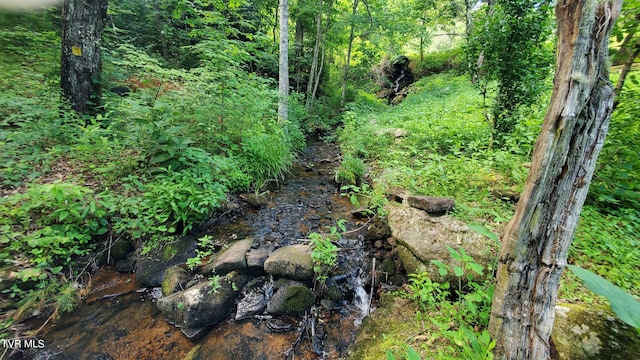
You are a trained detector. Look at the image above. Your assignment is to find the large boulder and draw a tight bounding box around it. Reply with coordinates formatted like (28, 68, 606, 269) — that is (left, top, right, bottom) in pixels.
(156, 273, 249, 338)
(202, 238, 254, 275)
(135, 235, 197, 287)
(263, 244, 314, 282)
(552, 303, 640, 360)
(387, 204, 496, 283)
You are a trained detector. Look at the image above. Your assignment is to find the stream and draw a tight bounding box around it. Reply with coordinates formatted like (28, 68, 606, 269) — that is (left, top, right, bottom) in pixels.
(23, 138, 378, 360)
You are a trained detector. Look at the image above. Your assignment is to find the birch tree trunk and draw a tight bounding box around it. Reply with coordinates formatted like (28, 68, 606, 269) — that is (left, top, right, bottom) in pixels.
(61, 0, 108, 116)
(278, 0, 290, 123)
(488, 0, 622, 359)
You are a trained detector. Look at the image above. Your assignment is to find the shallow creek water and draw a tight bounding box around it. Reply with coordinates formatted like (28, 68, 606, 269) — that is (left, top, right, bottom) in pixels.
(26, 138, 375, 360)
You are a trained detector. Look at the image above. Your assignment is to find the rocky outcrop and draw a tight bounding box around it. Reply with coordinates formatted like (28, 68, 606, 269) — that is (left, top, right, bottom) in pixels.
(387, 204, 495, 283)
(364, 215, 391, 242)
(156, 273, 249, 338)
(552, 303, 640, 360)
(263, 244, 314, 282)
(374, 55, 415, 105)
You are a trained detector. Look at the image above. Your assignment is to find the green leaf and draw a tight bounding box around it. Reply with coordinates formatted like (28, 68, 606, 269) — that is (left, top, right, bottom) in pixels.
(431, 260, 449, 276)
(468, 262, 484, 275)
(447, 246, 462, 261)
(453, 266, 464, 277)
(386, 350, 397, 360)
(150, 153, 173, 164)
(567, 265, 640, 328)
(58, 210, 69, 222)
(468, 224, 500, 242)
(407, 346, 421, 360)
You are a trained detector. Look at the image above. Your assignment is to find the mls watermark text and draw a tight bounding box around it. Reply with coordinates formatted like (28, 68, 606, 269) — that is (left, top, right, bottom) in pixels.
(2, 338, 45, 349)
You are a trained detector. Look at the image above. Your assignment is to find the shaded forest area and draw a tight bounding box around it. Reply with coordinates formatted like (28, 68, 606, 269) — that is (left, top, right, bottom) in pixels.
(1, 0, 639, 358)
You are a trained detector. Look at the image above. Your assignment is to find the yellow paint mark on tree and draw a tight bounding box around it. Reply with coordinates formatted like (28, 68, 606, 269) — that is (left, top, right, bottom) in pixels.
(71, 46, 82, 56)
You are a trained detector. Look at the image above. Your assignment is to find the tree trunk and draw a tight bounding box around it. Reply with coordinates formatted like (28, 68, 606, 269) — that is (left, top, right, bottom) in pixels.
(340, 0, 358, 108)
(61, 0, 108, 116)
(278, 0, 290, 123)
(294, 11, 304, 92)
(488, 0, 622, 359)
(613, 32, 640, 100)
(306, 0, 323, 110)
(311, 40, 325, 106)
(153, 0, 169, 61)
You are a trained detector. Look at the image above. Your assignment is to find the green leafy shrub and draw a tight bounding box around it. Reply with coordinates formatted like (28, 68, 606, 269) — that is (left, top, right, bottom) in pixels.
(403, 272, 448, 309)
(335, 153, 366, 185)
(416, 48, 464, 76)
(569, 206, 640, 295)
(397, 246, 495, 359)
(0, 182, 111, 267)
(589, 87, 640, 209)
(340, 182, 388, 217)
(240, 132, 295, 188)
(112, 168, 227, 252)
(309, 220, 345, 284)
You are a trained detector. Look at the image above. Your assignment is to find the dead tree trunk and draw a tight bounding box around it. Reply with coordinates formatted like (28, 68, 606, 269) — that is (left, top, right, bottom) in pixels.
(488, 0, 622, 359)
(61, 0, 108, 116)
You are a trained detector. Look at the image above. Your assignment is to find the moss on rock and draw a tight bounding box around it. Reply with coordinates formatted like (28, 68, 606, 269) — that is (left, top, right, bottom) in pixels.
(552, 302, 640, 360)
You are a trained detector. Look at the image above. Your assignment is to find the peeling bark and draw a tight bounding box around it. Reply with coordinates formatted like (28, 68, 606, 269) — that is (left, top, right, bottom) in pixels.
(488, 0, 623, 359)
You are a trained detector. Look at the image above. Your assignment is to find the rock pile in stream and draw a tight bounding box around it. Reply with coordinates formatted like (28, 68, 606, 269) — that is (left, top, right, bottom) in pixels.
(155, 240, 332, 338)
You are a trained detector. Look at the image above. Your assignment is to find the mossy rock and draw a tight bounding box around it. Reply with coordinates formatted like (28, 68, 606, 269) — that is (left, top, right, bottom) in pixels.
(136, 235, 197, 287)
(552, 302, 640, 360)
(347, 294, 421, 359)
(161, 266, 190, 296)
(266, 283, 316, 315)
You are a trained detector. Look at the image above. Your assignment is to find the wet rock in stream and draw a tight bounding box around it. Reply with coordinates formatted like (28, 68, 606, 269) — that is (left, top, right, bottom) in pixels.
(156, 273, 249, 338)
(135, 235, 197, 287)
(263, 244, 315, 281)
(202, 237, 254, 275)
(267, 281, 316, 315)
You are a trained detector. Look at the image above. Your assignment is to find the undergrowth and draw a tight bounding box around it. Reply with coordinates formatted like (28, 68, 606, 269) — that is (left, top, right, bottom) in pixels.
(0, 22, 309, 335)
(341, 72, 639, 358)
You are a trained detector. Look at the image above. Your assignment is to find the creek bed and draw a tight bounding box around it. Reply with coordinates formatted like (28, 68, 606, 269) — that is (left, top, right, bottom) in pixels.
(26, 138, 377, 360)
